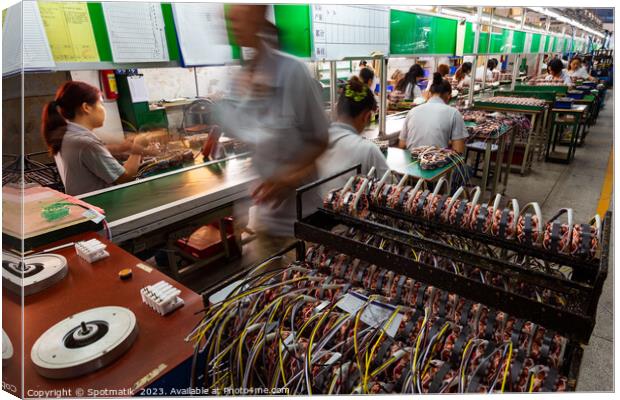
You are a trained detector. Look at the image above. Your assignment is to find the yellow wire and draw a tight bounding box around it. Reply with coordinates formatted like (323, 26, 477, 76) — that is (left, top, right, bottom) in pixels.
(460, 338, 475, 389)
(500, 342, 513, 393)
(364, 306, 401, 393)
(421, 322, 450, 378)
(411, 308, 429, 389)
(307, 303, 338, 395)
(528, 372, 536, 392)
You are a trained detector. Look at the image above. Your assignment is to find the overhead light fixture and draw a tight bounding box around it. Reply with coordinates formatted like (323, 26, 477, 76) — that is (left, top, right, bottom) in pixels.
(529, 7, 605, 38)
(440, 8, 478, 23)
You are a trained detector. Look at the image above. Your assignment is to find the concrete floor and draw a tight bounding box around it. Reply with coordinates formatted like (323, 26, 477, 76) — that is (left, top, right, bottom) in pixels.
(501, 91, 614, 391)
(170, 91, 614, 392)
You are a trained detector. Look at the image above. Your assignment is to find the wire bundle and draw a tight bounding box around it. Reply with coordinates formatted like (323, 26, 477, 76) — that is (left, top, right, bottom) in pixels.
(410, 146, 465, 170)
(482, 96, 547, 108)
(137, 149, 194, 178)
(188, 257, 571, 394)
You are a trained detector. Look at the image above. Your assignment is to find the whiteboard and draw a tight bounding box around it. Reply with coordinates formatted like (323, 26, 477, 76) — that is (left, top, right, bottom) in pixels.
(2, 1, 55, 76)
(102, 2, 169, 63)
(172, 3, 233, 66)
(310, 5, 389, 60)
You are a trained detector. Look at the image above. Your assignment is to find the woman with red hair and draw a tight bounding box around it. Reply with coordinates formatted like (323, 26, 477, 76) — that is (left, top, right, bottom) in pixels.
(41, 81, 148, 195)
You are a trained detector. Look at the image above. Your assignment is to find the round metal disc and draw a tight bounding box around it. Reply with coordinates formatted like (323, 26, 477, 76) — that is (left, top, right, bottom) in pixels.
(31, 306, 138, 379)
(2, 253, 68, 296)
(2, 329, 13, 365)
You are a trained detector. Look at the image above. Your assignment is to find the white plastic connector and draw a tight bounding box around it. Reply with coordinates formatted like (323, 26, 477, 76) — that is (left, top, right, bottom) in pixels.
(74, 239, 110, 263)
(140, 280, 184, 316)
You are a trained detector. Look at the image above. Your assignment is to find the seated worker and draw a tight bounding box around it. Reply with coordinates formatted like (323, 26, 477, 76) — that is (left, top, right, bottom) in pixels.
(359, 66, 377, 93)
(41, 81, 149, 195)
(475, 59, 498, 81)
(454, 62, 473, 89)
(423, 64, 450, 99)
(399, 72, 468, 154)
(545, 58, 573, 86)
(567, 57, 596, 81)
(318, 76, 389, 196)
(395, 64, 426, 101)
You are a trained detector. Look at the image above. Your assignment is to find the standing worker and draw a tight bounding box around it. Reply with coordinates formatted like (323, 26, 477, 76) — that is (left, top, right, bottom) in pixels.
(398, 73, 468, 154)
(215, 5, 329, 241)
(41, 81, 150, 196)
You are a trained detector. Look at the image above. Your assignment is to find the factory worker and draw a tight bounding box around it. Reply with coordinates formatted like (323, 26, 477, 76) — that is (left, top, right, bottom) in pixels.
(395, 64, 426, 101)
(317, 76, 389, 196)
(398, 72, 468, 154)
(568, 57, 596, 81)
(41, 81, 149, 196)
(475, 59, 497, 81)
(423, 64, 450, 99)
(359, 66, 378, 93)
(216, 5, 329, 239)
(454, 62, 473, 89)
(545, 58, 573, 86)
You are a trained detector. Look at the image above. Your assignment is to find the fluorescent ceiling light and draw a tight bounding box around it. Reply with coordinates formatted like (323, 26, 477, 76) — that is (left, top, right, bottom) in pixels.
(440, 8, 477, 22)
(529, 7, 605, 38)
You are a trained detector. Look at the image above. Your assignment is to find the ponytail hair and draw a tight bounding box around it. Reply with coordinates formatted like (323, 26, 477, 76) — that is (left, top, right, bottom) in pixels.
(454, 62, 472, 82)
(336, 76, 377, 119)
(429, 72, 452, 96)
(41, 81, 101, 155)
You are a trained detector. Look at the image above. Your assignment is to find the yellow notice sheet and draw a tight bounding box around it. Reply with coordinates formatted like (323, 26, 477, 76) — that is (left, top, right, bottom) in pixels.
(38, 1, 99, 62)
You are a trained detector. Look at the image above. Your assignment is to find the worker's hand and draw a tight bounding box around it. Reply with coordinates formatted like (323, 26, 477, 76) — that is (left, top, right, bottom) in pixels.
(251, 177, 294, 209)
(130, 134, 151, 155)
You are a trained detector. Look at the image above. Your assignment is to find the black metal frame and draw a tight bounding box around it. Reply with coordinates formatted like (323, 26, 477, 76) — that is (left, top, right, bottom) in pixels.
(293, 168, 610, 345)
(2, 151, 64, 191)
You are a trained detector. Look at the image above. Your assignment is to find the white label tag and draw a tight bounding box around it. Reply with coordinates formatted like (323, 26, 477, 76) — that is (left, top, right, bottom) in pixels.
(337, 293, 403, 338)
(82, 209, 105, 224)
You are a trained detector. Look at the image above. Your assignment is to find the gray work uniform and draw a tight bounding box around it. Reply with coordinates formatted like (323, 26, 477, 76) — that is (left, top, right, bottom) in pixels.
(399, 96, 468, 151)
(54, 121, 125, 196)
(215, 45, 329, 237)
(317, 122, 389, 198)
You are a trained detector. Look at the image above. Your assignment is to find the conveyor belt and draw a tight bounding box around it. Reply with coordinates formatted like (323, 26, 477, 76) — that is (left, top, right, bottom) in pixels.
(79, 155, 257, 243)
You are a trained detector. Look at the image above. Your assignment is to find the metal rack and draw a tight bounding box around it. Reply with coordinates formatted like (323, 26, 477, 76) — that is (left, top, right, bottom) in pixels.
(294, 167, 610, 347)
(2, 152, 64, 191)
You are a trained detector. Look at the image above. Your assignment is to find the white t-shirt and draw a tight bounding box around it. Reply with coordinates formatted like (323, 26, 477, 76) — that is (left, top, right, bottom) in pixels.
(318, 122, 389, 198)
(545, 69, 573, 86)
(475, 65, 494, 81)
(568, 66, 590, 79)
(404, 82, 423, 101)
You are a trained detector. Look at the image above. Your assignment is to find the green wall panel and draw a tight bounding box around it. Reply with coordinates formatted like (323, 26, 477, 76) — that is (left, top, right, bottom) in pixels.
(462, 22, 493, 55)
(530, 33, 541, 53)
(86, 2, 112, 62)
(161, 4, 180, 61)
(274, 5, 312, 58)
(512, 30, 525, 53)
(490, 32, 503, 53)
(390, 10, 457, 55)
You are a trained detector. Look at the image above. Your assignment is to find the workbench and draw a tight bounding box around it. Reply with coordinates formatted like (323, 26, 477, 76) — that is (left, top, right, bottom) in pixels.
(464, 123, 516, 199)
(545, 104, 589, 164)
(362, 113, 407, 143)
(386, 147, 456, 183)
(472, 103, 545, 175)
(571, 95, 596, 145)
(78, 154, 257, 278)
(2, 232, 204, 398)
